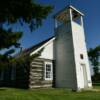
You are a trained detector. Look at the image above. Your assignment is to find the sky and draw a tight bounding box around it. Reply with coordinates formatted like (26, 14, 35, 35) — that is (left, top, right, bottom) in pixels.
(13, 0, 100, 50)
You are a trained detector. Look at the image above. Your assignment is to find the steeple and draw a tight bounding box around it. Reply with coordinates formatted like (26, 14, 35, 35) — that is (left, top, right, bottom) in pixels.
(54, 5, 92, 91)
(54, 5, 84, 29)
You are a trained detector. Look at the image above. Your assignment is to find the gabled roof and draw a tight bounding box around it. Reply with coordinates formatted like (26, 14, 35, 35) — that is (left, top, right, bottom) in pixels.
(18, 36, 55, 57)
(30, 36, 55, 56)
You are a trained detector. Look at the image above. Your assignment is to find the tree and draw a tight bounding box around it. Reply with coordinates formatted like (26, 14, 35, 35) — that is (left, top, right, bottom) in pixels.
(88, 45, 100, 75)
(0, 0, 52, 67)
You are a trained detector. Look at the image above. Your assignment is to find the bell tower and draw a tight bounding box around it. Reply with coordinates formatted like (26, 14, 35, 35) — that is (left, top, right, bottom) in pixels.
(54, 5, 92, 90)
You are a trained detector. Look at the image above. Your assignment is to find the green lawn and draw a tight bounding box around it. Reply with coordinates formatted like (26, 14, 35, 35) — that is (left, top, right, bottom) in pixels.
(0, 87, 100, 100)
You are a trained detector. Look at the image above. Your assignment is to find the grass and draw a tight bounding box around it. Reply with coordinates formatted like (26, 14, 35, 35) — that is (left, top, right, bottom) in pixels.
(0, 87, 100, 100)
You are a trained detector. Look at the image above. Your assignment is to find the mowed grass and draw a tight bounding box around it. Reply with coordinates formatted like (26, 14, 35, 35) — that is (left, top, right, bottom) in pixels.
(0, 87, 100, 100)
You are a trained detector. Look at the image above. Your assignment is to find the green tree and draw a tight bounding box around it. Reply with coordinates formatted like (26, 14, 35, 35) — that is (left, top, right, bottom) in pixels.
(0, 0, 52, 66)
(88, 45, 100, 75)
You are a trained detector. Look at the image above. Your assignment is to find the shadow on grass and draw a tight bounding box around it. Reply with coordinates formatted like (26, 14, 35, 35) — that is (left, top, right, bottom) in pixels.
(93, 83, 100, 86)
(0, 88, 7, 91)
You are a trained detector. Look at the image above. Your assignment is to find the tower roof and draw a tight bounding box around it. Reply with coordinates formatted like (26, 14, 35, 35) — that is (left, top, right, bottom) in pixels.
(54, 5, 84, 19)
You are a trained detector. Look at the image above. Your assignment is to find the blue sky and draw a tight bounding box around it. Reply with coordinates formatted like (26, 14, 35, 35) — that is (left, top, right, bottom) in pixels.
(14, 0, 100, 50)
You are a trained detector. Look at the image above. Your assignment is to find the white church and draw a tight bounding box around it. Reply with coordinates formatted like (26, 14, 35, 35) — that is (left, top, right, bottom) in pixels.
(0, 5, 92, 91)
(29, 5, 92, 90)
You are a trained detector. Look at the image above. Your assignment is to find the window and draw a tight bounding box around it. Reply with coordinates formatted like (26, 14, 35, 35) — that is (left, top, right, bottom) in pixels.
(80, 54, 84, 59)
(72, 10, 82, 25)
(0, 70, 4, 80)
(44, 62, 53, 80)
(11, 66, 16, 80)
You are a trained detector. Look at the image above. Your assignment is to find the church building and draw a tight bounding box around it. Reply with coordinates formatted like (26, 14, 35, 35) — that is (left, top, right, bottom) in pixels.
(0, 5, 92, 91)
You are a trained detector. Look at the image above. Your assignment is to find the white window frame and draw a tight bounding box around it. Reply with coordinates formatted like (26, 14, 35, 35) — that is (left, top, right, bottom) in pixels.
(44, 62, 53, 80)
